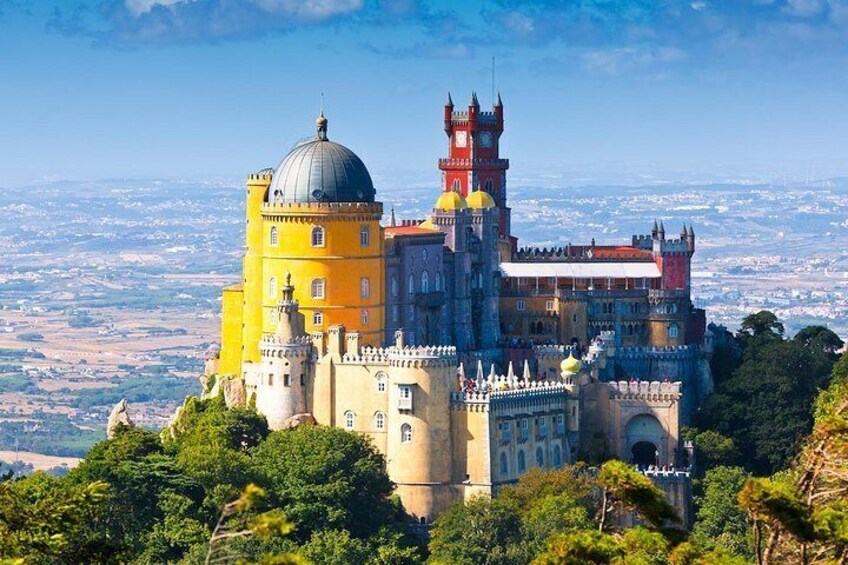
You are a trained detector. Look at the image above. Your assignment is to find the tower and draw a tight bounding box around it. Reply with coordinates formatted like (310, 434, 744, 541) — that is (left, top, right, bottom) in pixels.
(253, 275, 311, 429)
(439, 92, 510, 237)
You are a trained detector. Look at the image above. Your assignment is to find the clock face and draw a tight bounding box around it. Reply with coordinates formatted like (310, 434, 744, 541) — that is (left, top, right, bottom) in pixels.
(455, 131, 467, 148)
(479, 131, 493, 148)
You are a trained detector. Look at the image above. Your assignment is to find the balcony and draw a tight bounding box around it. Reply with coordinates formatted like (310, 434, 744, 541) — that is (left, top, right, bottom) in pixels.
(397, 385, 413, 411)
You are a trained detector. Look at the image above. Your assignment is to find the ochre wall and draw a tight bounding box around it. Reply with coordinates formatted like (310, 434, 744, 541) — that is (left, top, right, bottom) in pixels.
(219, 285, 244, 376)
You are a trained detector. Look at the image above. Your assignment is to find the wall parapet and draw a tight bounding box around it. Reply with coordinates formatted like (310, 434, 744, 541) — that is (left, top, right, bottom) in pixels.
(608, 380, 682, 399)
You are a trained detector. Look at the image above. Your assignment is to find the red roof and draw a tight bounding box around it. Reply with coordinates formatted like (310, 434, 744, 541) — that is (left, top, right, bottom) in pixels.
(587, 246, 653, 260)
(384, 226, 441, 237)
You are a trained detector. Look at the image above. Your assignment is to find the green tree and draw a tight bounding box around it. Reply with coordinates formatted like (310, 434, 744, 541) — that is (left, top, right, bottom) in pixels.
(532, 530, 624, 565)
(597, 460, 680, 534)
(691, 466, 751, 558)
(298, 529, 368, 565)
(427, 495, 522, 565)
(691, 430, 738, 469)
(739, 311, 784, 340)
(0, 472, 109, 563)
(793, 325, 844, 355)
(250, 425, 395, 541)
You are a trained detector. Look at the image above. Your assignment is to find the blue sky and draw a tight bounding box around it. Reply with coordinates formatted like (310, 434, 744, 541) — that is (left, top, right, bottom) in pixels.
(1, 0, 847, 187)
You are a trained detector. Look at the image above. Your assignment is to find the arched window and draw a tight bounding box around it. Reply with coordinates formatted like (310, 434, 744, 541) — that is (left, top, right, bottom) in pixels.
(361, 309, 369, 326)
(435, 271, 441, 292)
(517, 450, 526, 473)
(270, 308, 277, 324)
(484, 179, 494, 193)
(311, 226, 325, 247)
(269, 276, 277, 298)
(401, 423, 412, 443)
(408, 274, 415, 295)
(270, 226, 279, 247)
(451, 179, 461, 192)
(499, 452, 508, 476)
(311, 278, 325, 299)
(668, 323, 679, 339)
(553, 445, 562, 467)
(421, 271, 429, 293)
(360, 225, 370, 247)
(391, 276, 398, 297)
(374, 412, 385, 430)
(442, 273, 447, 292)
(360, 277, 371, 299)
(536, 446, 544, 467)
(344, 411, 355, 430)
(312, 311, 323, 326)
(375, 372, 387, 393)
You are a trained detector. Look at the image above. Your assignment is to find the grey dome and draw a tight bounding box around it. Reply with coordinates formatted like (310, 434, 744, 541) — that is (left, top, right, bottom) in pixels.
(267, 115, 375, 204)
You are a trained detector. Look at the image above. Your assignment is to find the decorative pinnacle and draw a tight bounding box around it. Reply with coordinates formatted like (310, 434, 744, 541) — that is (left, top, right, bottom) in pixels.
(446, 92, 453, 107)
(688, 224, 695, 237)
(470, 91, 479, 107)
(495, 92, 503, 108)
(316, 111, 328, 140)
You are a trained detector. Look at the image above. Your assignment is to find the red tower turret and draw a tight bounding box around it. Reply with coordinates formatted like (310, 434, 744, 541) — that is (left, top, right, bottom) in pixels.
(439, 91, 511, 236)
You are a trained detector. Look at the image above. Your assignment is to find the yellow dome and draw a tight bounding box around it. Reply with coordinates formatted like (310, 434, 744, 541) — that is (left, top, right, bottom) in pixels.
(435, 191, 468, 211)
(560, 354, 582, 374)
(466, 190, 496, 209)
(419, 218, 438, 231)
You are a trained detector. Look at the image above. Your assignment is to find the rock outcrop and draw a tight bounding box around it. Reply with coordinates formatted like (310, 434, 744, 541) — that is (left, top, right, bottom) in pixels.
(107, 398, 134, 439)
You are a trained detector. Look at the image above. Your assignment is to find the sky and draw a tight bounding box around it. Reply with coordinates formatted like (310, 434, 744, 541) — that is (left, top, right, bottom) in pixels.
(1, 0, 847, 187)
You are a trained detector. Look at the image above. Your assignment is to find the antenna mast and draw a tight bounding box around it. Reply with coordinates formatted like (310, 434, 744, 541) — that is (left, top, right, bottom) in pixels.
(491, 57, 495, 106)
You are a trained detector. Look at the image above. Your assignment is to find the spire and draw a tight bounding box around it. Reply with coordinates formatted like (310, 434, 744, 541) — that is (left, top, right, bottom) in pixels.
(446, 92, 453, 107)
(476, 360, 484, 389)
(658, 220, 665, 238)
(680, 224, 687, 238)
(470, 91, 479, 107)
(390, 206, 396, 227)
(652, 218, 658, 232)
(507, 361, 515, 381)
(522, 360, 531, 385)
(495, 92, 503, 108)
(688, 224, 695, 237)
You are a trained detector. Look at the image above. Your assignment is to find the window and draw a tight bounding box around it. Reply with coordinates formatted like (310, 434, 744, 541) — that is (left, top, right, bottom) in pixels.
(421, 271, 429, 293)
(422, 248, 428, 261)
(270, 308, 277, 324)
(573, 313, 578, 323)
(556, 414, 565, 434)
(344, 411, 355, 430)
(484, 179, 494, 193)
(361, 309, 369, 326)
(392, 305, 399, 323)
(536, 446, 544, 467)
(408, 274, 415, 295)
(499, 452, 508, 476)
(269, 277, 277, 298)
(270, 226, 279, 247)
(283, 374, 290, 387)
(311, 278, 325, 299)
(435, 271, 441, 292)
(520, 418, 529, 440)
(313, 311, 323, 326)
(311, 226, 325, 247)
(374, 412, 385, 430)
(451, 179, 461, 192)
(517, 300, 526, 312)
(538, 417, 548, 437)
(360, 277, 371, 299)
(360, 225, 370, 247)
(546, 300, 555, 311)
(268, 374, 273, 386)
(553, 445, 562, 467)
(401, 423, 412, 443)
(668, 323, 679, 339)
(376, 372, 387, 393)
(391, 276, 398, 297)
(518, 450, 526, 473)
(398, 385, 412, 410)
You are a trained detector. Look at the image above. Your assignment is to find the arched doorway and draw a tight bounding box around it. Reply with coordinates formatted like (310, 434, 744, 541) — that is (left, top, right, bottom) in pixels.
(631, 441, 658, 467)
(624, 414, 666, 466)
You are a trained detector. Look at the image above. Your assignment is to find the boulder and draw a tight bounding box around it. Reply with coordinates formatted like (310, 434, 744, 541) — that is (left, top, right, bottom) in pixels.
(107, 398, 134, 439)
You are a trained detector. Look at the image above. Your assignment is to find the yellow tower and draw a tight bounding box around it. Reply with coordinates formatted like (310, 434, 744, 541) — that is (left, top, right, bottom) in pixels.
(219, 114, 385, 376)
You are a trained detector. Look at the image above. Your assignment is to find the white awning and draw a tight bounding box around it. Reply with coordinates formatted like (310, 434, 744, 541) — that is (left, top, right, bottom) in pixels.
(499, 262, 661, 279)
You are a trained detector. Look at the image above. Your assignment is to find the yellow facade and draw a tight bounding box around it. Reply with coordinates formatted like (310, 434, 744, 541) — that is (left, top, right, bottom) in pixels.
(260, 201, 385, 346)
(219, 284, 244, 376)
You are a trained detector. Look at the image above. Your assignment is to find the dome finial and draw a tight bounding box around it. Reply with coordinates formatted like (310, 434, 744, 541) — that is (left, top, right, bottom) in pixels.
(316, 112, 328, 140)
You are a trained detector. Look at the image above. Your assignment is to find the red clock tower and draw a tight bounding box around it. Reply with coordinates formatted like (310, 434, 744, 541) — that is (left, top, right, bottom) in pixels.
(440, 91, 511, 236)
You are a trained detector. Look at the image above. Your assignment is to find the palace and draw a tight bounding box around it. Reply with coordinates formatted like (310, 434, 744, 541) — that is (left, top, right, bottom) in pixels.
(206, 93, 712, 525)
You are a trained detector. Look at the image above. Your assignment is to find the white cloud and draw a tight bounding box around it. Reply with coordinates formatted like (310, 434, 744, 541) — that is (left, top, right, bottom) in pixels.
(254, 0, 364, 21)
(125, 0, 187, 16)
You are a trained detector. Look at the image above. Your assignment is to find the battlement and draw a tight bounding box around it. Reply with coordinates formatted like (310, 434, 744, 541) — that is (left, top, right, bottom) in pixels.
(451, 377, 569, 406)
(261, 201, 383, 216)
(448, 111, 500, 124)
(438, 158, 509, 169)
(608, 380, 682, 398)
(247, 171, 273, 183)
(641, 467, 691, 479)
(617, 345, 701, 360)
(387, 345, 458, 368)
(340, 345, 390, 365)
(260, 335, 312, 346)
(513, 245, 652, 262)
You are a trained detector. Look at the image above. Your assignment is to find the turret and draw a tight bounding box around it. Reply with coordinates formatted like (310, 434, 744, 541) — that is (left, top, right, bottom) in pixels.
(494, 92, 503, 130)
(658, 220, 666, 241)
(444, 92, 453, 136)
(468, 91, 479, 133)
(686, 224, 695, 253)
(651, 219, 659, 240)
